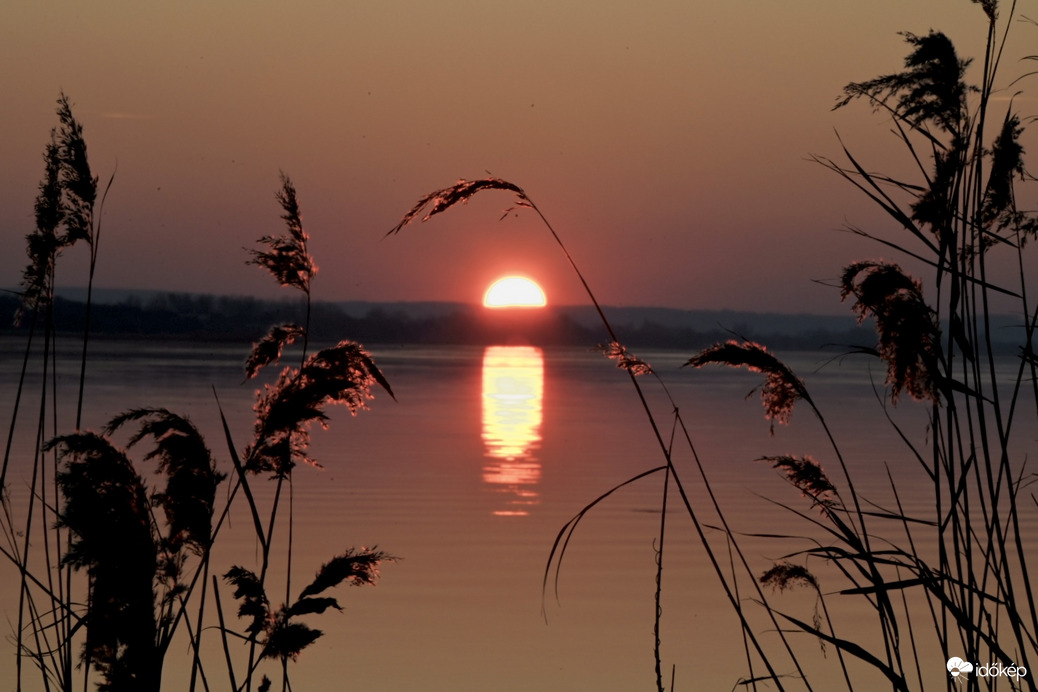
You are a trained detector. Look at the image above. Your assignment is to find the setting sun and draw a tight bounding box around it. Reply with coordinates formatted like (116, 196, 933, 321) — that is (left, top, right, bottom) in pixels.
(483, 276, 547, 308)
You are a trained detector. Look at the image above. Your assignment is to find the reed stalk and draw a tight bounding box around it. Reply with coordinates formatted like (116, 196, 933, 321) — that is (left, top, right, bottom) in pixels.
(390, 184, 810, 689)
(3, 124, 393, 691)
(389, 4, 1038, 689)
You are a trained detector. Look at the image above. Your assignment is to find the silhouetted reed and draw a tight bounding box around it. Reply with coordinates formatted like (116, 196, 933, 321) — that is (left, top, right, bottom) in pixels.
(43, 409, 222, 692)
(710, 4, 1037, 688)
(2, 120, 393, 691)
(840, 261, 940, 402)
(391, 185, 812, 691)
(686, 340, 809, 429)
(244, 324, 305, 380)
(224, 547, 389, 665)
(756, 455, 840, 511)
(390, 3, 1037, 690)
(213, 175, 394, 692)
(1, 94, 109, 691)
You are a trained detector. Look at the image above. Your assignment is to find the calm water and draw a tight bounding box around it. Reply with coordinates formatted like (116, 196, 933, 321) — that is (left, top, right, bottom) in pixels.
(1, 336, 1035, 690)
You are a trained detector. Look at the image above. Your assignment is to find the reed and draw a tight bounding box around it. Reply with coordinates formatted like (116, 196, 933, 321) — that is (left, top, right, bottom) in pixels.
(209, 174, 395, 692)
(389, 2, 1038, 689)
(390, 184, 816, 690)
(1, 108, 393, 691)
(1, 92, 104, 692)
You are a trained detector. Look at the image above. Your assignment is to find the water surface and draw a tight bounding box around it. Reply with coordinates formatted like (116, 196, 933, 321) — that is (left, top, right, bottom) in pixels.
(1, 337, 1034, 689)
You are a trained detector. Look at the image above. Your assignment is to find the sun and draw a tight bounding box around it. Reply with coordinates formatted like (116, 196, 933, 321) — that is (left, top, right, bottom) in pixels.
(483, 276, 547, 308)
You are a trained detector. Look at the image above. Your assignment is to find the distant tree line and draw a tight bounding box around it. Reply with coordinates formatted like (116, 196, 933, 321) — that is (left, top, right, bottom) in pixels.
(0, 291, 878, 350)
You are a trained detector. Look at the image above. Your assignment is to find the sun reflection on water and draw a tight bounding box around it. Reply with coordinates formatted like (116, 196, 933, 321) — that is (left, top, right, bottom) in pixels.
(481, 346, 544, 516)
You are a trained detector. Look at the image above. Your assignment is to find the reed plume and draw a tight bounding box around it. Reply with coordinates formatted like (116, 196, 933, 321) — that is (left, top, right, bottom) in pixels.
(840, 261, 939, 402)
(224, 566, 271, 637)
(16, 135, 63, 324)
(105, 408, 225, 555)
(55, 93, 98, 245)
(245, 323, 306, 380)
(685, 340, 809, 430)
(224, 547, 392, 665)
(221, 173, 395, 692)
(835, 30, 971, 136)
(248, 173, 316, 295)
(48, 432, 160, 692)
(15, 93, 99, 323)
(600, 341, 654, 376)
(386, 178, 527, 236)
(760, 562, 820, 593)
(979, 112, 1038, 245)
(757, 455, 840, 510)
(41, 409, 226, 691)
(245, 341, 394, 476)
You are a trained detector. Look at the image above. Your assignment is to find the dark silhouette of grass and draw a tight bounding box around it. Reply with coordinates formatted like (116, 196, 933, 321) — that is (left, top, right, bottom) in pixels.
(1, 110, 394, 691)
(1, 92, 107, 691)
(390, 181, 812, 690)
(388, 4, 1038, 690)
(213, 174, 394, 692)
(5, 3, 1037, 689)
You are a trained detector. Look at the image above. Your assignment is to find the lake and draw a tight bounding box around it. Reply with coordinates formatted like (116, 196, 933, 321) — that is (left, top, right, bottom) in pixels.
(1, 336, 1034, 690)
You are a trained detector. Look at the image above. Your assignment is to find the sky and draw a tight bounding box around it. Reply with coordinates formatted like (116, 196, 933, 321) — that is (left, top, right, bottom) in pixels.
(3, 1, 1036, 313)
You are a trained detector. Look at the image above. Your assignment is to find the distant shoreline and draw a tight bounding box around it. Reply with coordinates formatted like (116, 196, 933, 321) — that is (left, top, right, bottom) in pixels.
(0, 289, 1026, 352)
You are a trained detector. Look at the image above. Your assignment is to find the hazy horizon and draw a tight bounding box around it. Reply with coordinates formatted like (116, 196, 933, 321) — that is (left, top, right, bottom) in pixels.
(4, 2, 1035, 315)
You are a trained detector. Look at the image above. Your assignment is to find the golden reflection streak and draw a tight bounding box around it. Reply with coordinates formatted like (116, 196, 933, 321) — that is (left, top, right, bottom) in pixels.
(481, 346, 544, 516)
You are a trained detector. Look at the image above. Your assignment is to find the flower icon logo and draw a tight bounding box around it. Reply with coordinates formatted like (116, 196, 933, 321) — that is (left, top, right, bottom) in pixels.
(947, 657, 974, 680)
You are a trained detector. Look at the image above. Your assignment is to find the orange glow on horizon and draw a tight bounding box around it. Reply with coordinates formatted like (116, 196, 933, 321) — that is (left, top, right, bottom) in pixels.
(483, 276, 547, 308)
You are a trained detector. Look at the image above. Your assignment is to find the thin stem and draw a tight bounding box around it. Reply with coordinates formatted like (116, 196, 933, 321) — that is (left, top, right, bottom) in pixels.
(525, 194, 795, 689)
(653, 414, 675, 692)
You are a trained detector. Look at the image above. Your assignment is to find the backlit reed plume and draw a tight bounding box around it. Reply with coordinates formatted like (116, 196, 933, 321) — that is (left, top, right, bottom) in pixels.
(248, 173, 316, 295)
(245, 323, 306, 380)
(244, 341, 393, 476)
(840, 261, 939, 402)
(600, 340, 654, 376)
(386, 177, 528, 236)
(685, 340, 809, 430)
(219, 174, 395, 692)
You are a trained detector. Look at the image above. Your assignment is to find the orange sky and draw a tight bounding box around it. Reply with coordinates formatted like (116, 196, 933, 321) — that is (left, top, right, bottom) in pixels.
(3, 1, 1034, 313)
